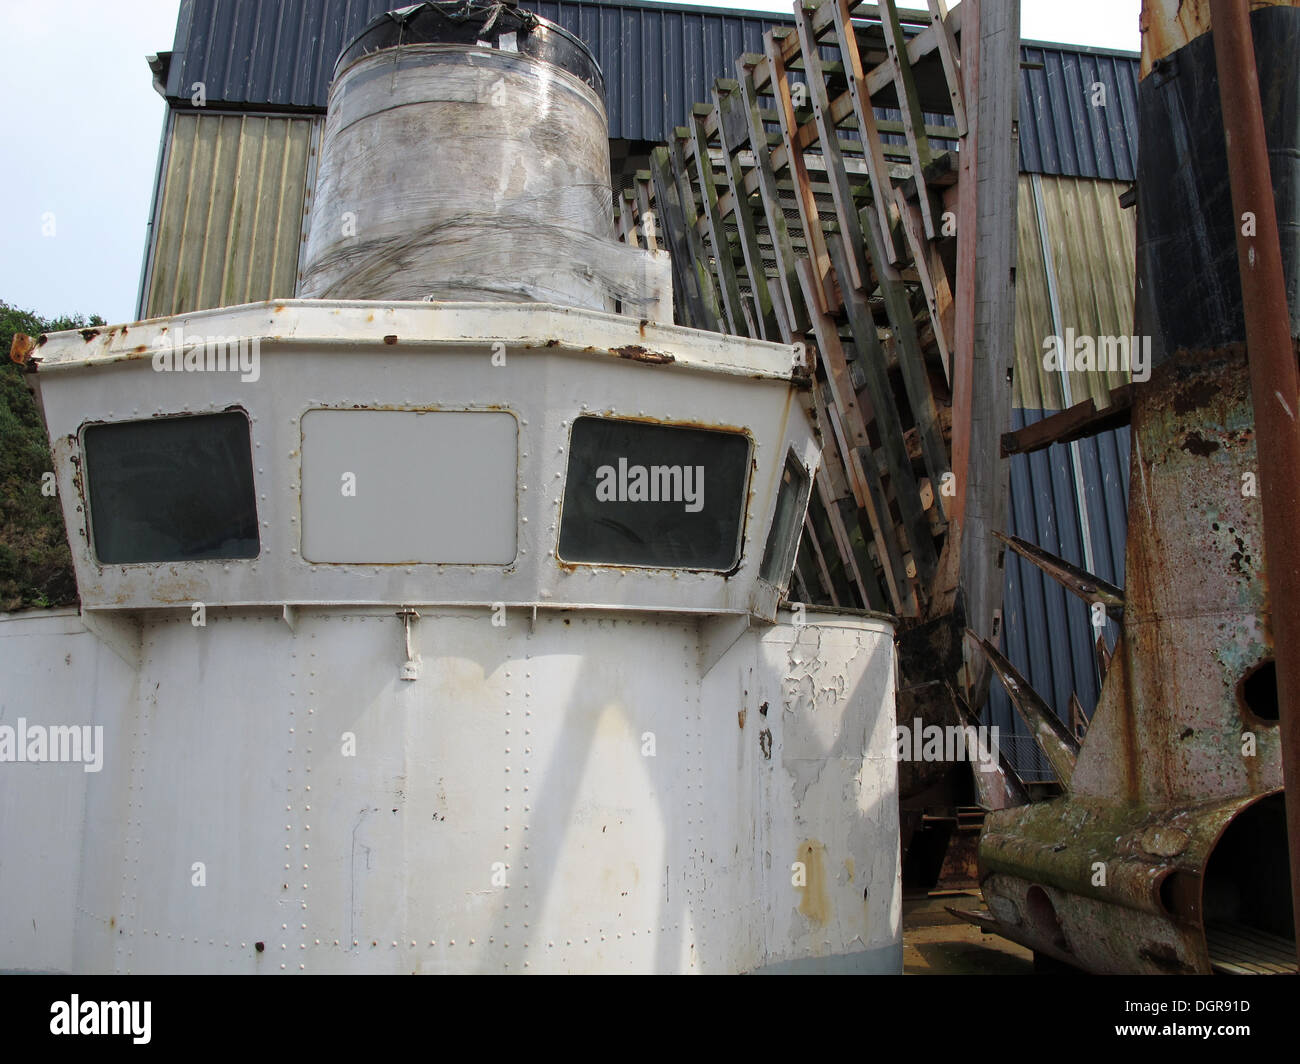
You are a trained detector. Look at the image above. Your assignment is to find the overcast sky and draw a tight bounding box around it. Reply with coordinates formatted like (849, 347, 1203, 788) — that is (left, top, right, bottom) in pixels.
(0, 0, 1142, 325)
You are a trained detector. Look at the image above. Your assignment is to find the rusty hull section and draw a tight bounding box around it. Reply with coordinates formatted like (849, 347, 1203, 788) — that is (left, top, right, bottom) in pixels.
(981, 793, 1275, 973)
(979, 348, 1286, 972)
(1072, 347, 1280, 806)
(976, 0, 1299, 973)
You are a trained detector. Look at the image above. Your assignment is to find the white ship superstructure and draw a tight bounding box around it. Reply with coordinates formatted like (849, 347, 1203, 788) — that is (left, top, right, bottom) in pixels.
(0, 1, 901, 974)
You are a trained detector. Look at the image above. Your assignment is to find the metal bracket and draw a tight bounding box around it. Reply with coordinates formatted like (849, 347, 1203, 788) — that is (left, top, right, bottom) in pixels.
(396, 608, 421, 681)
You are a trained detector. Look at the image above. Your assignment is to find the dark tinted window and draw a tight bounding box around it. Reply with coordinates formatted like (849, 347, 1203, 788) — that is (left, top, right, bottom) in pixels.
(760, 454, 810, 586)
(558, 417, 750, 570)
(83, 412, 260, 563)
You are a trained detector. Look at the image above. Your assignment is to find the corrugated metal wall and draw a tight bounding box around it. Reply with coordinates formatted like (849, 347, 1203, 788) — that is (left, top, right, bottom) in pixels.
(143, 112, 317, 318)
(992, 173, 1135, 778)
(161, 0, 1140, 175)
(1018, 41, 1139, 183)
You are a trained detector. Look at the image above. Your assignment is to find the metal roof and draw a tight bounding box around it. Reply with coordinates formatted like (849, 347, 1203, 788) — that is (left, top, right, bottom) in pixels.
(162, 0, 1139, 178)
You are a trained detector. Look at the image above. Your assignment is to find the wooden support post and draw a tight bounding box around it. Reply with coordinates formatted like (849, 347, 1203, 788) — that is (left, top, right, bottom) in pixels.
(830, 0, 902, 265)
(858, 203, 951, 516)
(649, 147, 708, 329)
(712, 81, 781, 342)
(893, 186, 954, 382)
(765, 30, 832, 313)
(668, 136, 728, 331)
(633, 172, 659, 251)
(737, 60, 808, 335)
(882, 0, 938, 238)
(950, 0, 1020, 698)
(795, 1, 870, 293)
(828, 233, 939, 591)
(802, 512, 842, 606)
(686, 115, 749, 335)
(926, 0, 967, 136)
(799, 258, 914, 614)
(618, 191, 640, 248)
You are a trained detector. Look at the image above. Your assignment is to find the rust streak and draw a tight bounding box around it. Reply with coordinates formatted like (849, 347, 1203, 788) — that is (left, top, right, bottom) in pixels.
(611, 345, 674, 365)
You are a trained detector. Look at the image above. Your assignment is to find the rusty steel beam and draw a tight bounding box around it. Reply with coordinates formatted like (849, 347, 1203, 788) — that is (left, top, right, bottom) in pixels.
(994, 531, 1125, 621)
(967, 630, 1078, 786)
(1209, 0, 1300, 963)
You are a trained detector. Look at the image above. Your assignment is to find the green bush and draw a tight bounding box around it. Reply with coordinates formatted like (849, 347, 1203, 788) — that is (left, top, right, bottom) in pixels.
(1, 300, 104, 611)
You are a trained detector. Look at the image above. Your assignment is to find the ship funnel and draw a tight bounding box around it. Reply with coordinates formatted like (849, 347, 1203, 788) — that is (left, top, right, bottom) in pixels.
(298, 1, 669, 315)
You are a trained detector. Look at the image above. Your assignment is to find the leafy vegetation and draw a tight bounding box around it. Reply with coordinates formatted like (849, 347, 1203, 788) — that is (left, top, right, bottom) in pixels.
(1, 300, 104, 611)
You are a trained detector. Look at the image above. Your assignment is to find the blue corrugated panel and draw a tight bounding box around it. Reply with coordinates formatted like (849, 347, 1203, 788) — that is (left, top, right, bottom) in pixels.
(1018, 40, 1140, 183)
(164, 0, 1140, 176)
(988, 410, 1131, 777)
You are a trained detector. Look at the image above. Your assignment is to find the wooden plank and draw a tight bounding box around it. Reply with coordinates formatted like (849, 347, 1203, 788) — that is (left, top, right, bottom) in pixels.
(814, 461, 881, 610)
(802, 512, 841, 606)
(893, 186, 953, 381)
(830, 0, 901, 265)
(765, 30, 832, 314)
(882, 0, 937, 238)
(618, 191, 639, 248)
(927, 0, 968, 136)
(799, 258, 912, 614)
(828, 234, 938, 589)
(737, 60, 807, 335)
(1000, 384, 1136, 457)
(650, 146, 716, 330)
(750, 5, 959, 100)
(795, 1, 870, 293)
(668, 135, 728, 332)
(686, 115, 749, 335)
(858, 203, 951, 516)
(712, 81, 781, 342)
(633, 172, 659, 251)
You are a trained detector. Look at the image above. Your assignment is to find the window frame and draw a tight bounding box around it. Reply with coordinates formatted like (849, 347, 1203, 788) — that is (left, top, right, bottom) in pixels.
(80, 408, 261, 566)
(555, 415, 754, 573)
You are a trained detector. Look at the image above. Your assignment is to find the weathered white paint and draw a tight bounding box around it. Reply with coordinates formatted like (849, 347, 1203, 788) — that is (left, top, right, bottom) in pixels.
(30, 300, 814, 619)
(0, 605, 899, 973)
(2, 298, 902, 974)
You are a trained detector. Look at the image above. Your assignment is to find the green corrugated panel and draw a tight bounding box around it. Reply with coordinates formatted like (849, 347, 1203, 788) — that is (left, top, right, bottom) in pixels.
(1013, 174, 1137, 412)
(145, 113, 318, 318)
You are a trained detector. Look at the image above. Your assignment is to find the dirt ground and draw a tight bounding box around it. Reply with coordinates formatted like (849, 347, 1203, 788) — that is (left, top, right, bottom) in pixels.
(903, 890, 1034, 974)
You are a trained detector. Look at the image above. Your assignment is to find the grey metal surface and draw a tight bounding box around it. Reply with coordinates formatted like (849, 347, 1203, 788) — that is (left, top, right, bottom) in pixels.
(162, 0, 1139, 176)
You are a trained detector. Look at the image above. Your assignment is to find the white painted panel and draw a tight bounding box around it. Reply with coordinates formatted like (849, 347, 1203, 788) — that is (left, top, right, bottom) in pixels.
(0, 606, 899, 973)
(301, 410, 518, 564)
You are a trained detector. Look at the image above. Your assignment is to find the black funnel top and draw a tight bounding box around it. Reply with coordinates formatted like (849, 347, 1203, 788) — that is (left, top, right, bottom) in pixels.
(336, 1, 605, 98)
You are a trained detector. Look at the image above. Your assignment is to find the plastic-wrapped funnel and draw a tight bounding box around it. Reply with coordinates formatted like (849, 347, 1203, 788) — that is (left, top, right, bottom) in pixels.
(298, 2, 662, 313)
